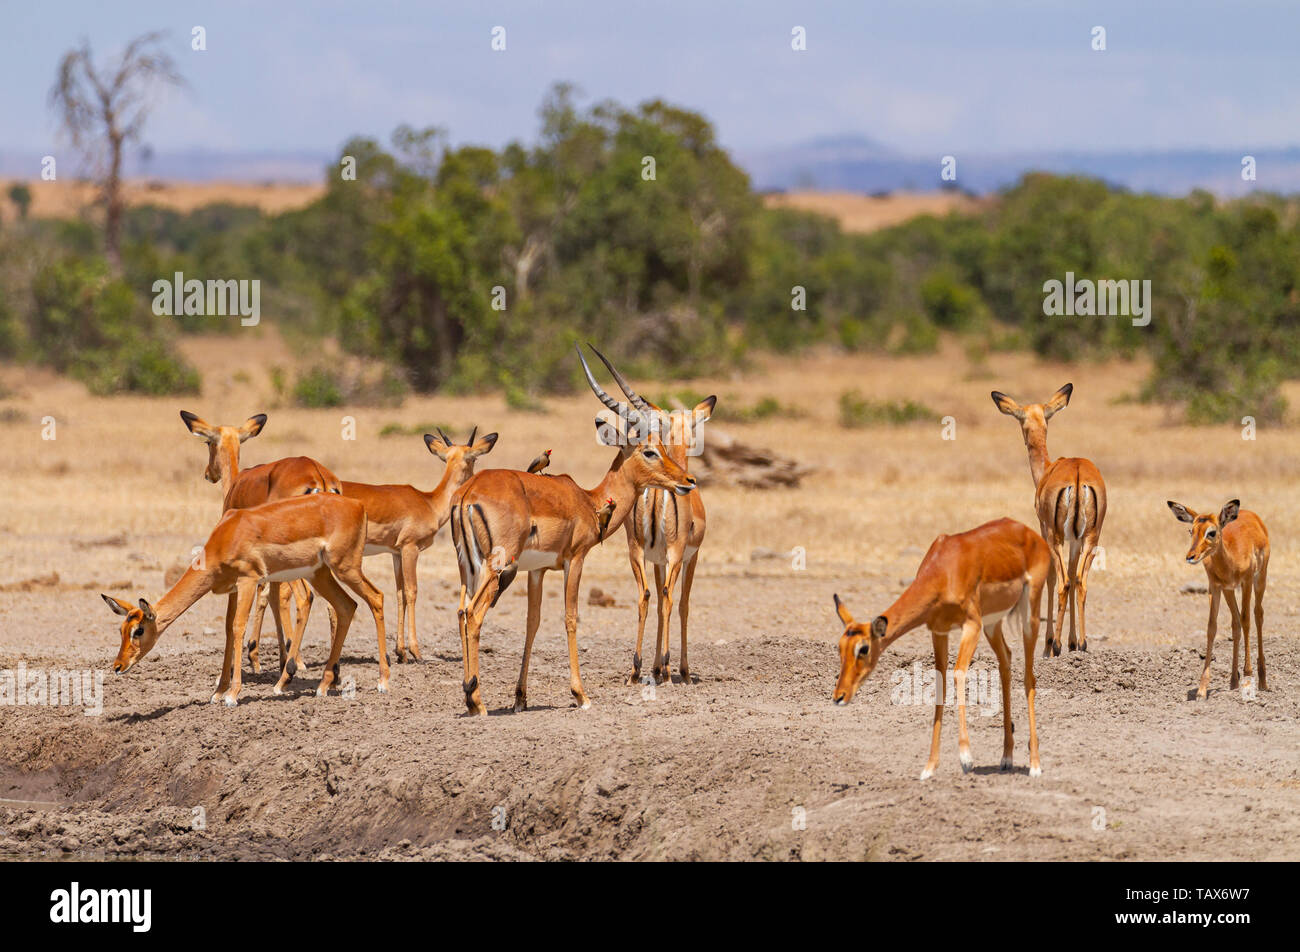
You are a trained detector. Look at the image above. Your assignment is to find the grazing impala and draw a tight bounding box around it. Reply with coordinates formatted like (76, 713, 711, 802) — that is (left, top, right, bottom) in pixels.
(585, 347, 715, 686)
(832, 518, 1050, 779)
(448, 346, 697, 716)
(341, 427, 497, 663)
(991, 384, 1107, 655)
(1166, 499, 1270, 699)
(102, 493, 387, 703)
(180, 410, 340, 676)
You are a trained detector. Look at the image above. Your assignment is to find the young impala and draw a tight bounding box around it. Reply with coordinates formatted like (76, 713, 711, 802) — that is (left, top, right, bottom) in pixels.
(1166, 498, 1270, 699)
(102, 493, 387, 703)
(449, 346, 697, 716)
(341, 427, 497, 663)
(180, 410, 341, 677)
(585, 346, 715, 685)
(991, 384, 1107, 655)
(831, 518, 1050, 779)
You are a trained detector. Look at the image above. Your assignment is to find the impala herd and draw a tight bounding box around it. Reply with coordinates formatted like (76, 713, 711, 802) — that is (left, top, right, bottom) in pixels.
(102, 354, 1271, 779)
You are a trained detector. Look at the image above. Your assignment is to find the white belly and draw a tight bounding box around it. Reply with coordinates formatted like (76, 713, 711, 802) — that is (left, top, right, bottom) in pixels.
(263, 556, 322, 583)
(516, 549, 560, 572)
(364, 544, 397, 557)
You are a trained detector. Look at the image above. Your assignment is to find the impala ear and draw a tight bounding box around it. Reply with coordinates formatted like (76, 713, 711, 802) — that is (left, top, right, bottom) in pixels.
(595, 413, 643, 447)
(833, 593, 854, 627)
(138, 599, 156, 623)
(990, 391, 1025, 421)
(1219, 498, 1240, 526)
(238, 413, 267, 442)
(1043, 383, 1073, 420)
(1167, 500, 1196, 524)
(423, 432, 450, 461)
(691, 396, 716, 428)
(468, 432, 498, 458)
(870, 616, 888, 640)
(102, 593, 132, 617)
(179, 410, 218, 441)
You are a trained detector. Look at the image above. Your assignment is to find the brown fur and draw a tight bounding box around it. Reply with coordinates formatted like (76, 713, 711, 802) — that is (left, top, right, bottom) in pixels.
(991, 384, 1107, 655)
(832, 518, 1050, 778)
(1167, 499, 1271, 698)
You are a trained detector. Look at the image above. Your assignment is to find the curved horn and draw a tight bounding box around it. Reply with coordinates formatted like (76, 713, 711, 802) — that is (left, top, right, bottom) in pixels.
(576, 346, 642, 426)
(467, 425, 478, 447)
(589, 344, 656, 415)
(435, 426, 452, 445)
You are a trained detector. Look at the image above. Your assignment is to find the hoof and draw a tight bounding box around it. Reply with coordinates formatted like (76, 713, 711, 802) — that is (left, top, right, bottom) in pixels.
(919, 767, 934, 781)
(467, 705, 487, 717)
(209, 693, 222, 704)
(1053, 641, 1062, 657)
(377, 682, 389, 694)
(959, 751, 973, 774)
(574, 698, 591, 710)
(223, 695, 237, 707)
(272, 684, 284, 696)
(513, 698, 526, 714)
(396, 652, 407, 665)
(1029, 765, 1042, 778)
(1000, 756, 1013, 771)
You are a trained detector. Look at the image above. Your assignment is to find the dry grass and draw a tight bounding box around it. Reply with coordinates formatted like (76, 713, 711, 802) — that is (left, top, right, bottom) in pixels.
(762, 190, 984, 232)
(0, 178, 324, 224)
(2, 333, 1298, 650)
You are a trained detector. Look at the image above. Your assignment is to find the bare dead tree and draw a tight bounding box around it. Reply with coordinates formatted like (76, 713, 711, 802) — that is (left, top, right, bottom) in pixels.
(48, 32, 184, 271)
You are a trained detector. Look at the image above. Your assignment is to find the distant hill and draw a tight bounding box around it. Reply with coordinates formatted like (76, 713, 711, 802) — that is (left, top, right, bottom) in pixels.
(740, 138, 1300, 197)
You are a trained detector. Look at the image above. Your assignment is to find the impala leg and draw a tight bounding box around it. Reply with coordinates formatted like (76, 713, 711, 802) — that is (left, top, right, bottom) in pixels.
(563, 557, 591, 709)
(986, 623, 1015, 770)
(1254, 563, 1268, 691)
(921, 631, 949, 780)
(462, 572, 499, 715)
(289, 579, 314, 668)
(311, 567, 356, 697)
(678, 550, 699, 684)
(953, 617, 982, 773)
(212, 592, 238, 703)
(1239, 580, 1253, 684)
(1048, 545, 1069, 657)
(217, 581, 256, 706)
(1224, 588, 1243, 691)
(392, 552, 408, 663)
(650, 563, 667, 683)
(401, 545, 422, 662)
(269, 584, 299, 694)
(246, 582, 269, 673)
(1022, 617, 1042, 777)
(627, 540, 650, 684)
(1197, 586, 1220, 700)
(658, 559, 683, 684)
(1075, 538, 1098, 651)
(457, 580, 469, 670)
(335, 558, 388, 693)
(514, 570, 545, 712)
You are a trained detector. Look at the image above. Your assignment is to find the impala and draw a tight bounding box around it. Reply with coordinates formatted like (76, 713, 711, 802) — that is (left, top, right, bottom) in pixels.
(1167, 498, 1270, 699)
(341, 427, 497, 663)
(991, 384, 1107, 655)
(180, 410, 341, 676)
(102, 493, 387, 703)
(585, 347, 715, 685)
(832, 518, 1050, 779)
(448, 346, 697, 716)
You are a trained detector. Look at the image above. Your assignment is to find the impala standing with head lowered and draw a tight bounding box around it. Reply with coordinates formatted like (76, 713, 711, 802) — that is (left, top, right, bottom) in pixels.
(180, 410, 341, 679)
(832, 518, 1050, 779)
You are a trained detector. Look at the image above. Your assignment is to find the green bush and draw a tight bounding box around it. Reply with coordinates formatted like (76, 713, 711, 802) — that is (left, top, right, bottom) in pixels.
(838, 390, 934, 428)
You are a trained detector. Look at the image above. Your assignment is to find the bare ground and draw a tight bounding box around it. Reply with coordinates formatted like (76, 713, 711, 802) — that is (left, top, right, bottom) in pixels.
(1, 344, 1299, 860)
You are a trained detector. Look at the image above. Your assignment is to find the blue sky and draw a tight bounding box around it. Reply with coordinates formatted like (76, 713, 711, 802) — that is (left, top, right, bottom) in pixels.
(3, 0, 1297, 158)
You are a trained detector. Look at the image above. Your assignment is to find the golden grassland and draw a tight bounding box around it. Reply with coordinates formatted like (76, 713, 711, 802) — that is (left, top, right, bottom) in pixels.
(2, 332, 1299, 650)
(0, 178, 977, 233)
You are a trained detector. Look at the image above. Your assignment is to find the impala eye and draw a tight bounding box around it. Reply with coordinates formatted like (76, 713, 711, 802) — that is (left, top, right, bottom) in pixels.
(131, 626, 144, 640)
(643, 449, 658, 460)
(1206, 530, 1217, 539)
